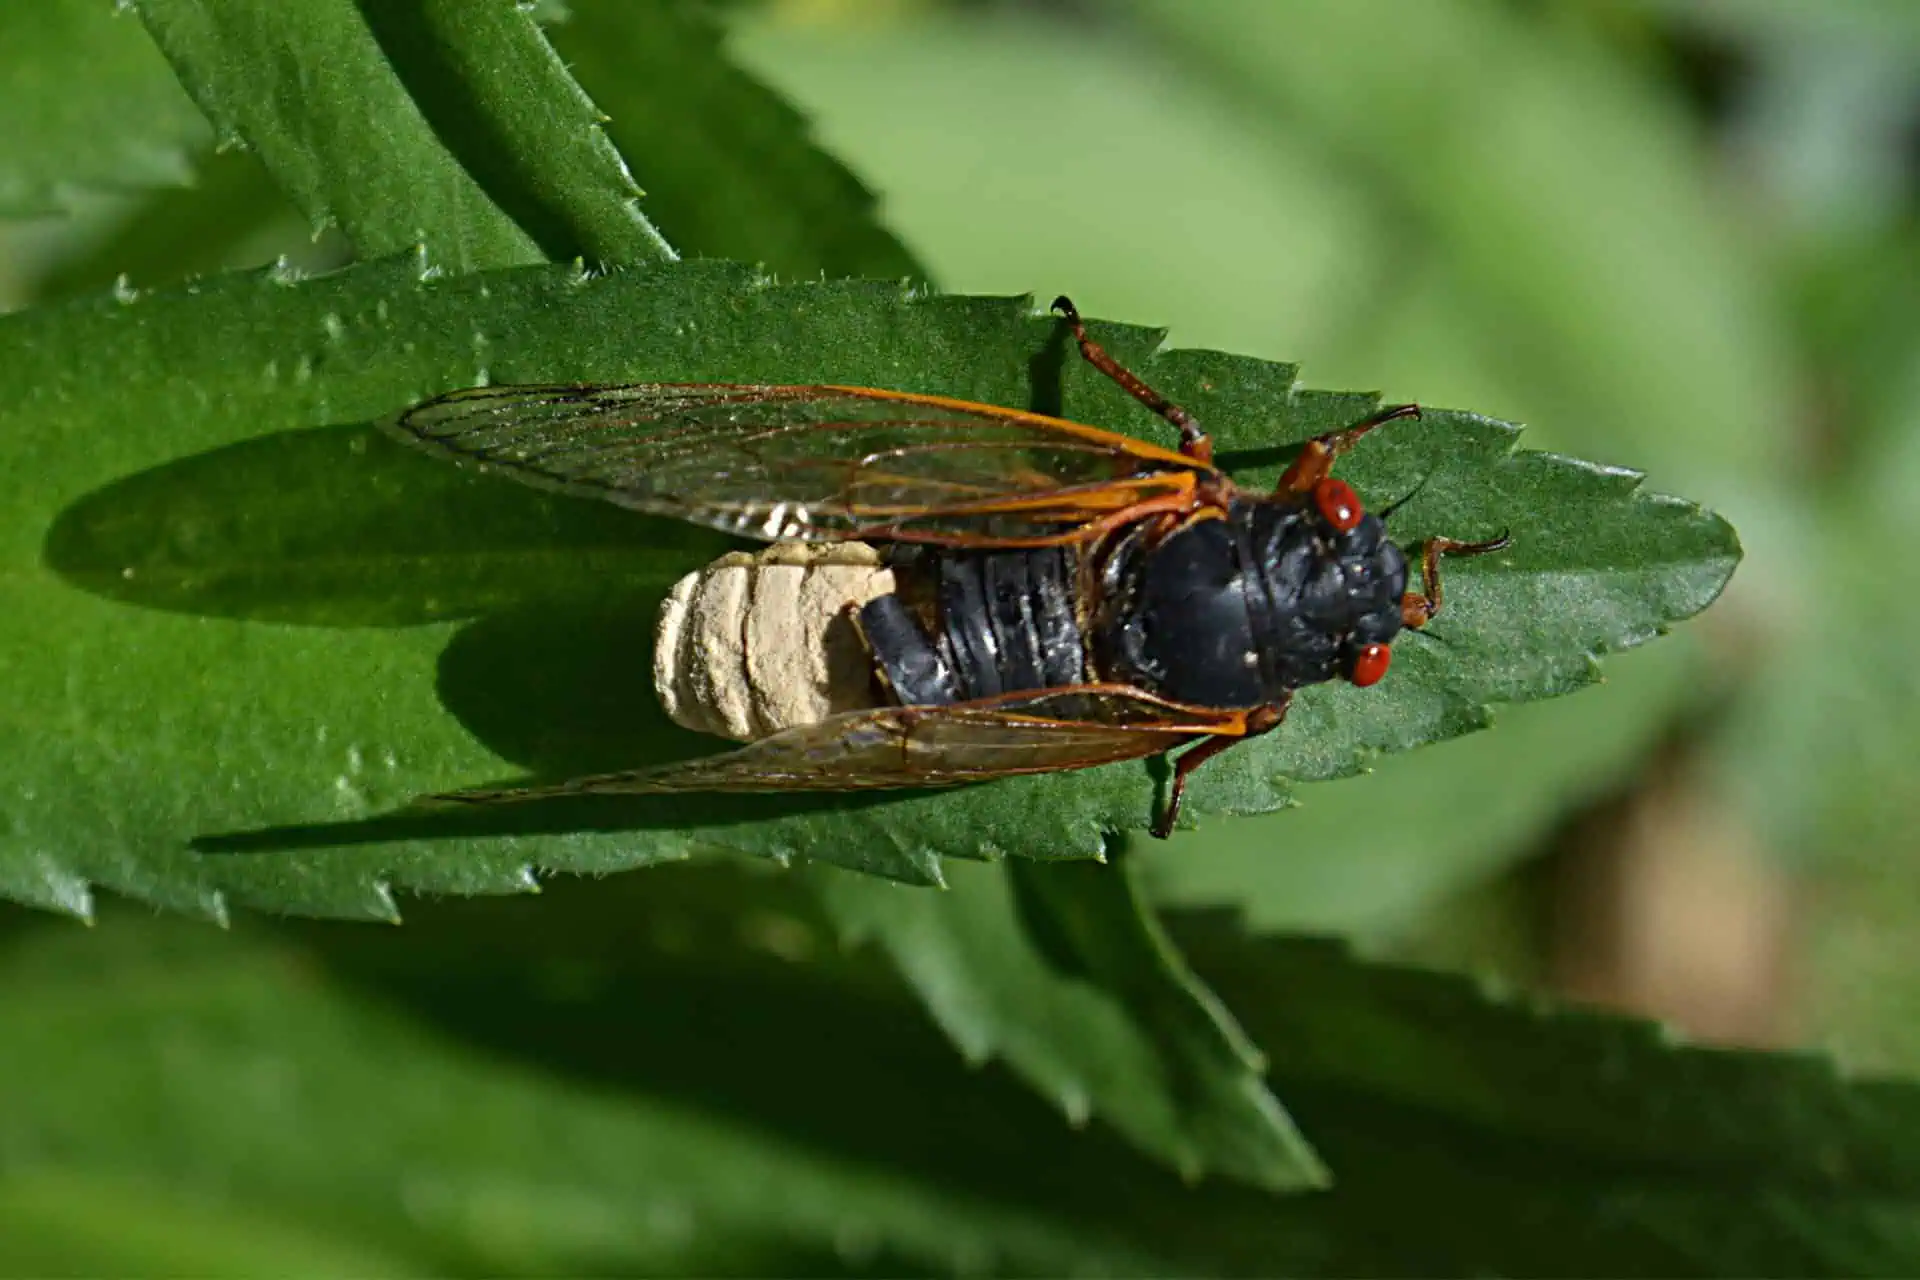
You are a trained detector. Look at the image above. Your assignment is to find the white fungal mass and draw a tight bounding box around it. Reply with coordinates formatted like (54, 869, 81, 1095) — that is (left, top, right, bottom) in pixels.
(652, 542, 896, 741)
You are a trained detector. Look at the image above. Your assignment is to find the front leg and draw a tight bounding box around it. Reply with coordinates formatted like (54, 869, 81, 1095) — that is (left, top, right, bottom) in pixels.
(1052, 295, 1211, 465)
(1401, 533, 1512, 627)
(1153, 696, 1290, 838)
(1275, 402, 1423, 495)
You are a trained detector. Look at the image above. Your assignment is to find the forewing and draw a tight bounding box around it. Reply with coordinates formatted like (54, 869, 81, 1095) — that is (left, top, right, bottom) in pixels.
(388, 383, 1205, 544)
(425, 689, 1236, 805)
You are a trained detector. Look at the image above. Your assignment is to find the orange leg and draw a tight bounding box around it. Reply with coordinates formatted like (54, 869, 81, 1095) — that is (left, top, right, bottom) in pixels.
(1153, 696, 1291, 838)
(1053, 295, 1211, 465)
(1401, 533, 1511, 628)
(1276, 402, 1422, 495)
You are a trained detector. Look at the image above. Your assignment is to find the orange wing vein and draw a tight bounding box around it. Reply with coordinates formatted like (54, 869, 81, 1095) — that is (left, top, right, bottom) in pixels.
(387, 383, 1211, 545)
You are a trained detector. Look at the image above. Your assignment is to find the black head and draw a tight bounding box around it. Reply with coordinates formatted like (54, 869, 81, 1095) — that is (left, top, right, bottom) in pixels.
(1301, 469, 1425, 690)
(1247, 497, 1410, 694)
(1324, 512, 1410, 687)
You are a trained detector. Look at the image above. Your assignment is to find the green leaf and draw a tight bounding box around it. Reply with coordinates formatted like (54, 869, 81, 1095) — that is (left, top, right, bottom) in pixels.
(14, 874, 1920, 1275)
(1129, 0, 1801, 498)
(1720, 293, 1920, 1072)
(28, 147, 314, 303)
(544, 0, 923, 280)
(0, 0, 209, 216)
(0, 1171, 430, 1279)
(32, 1, 915, 306)
(811, 857, 1323, 1192)
(350, 0, 674, 265)
(1178, 921, 1920, 1275)
(0, 899, 1154, 1278)
(128, 0, 541, 271)
(0, 255, 1736, 917)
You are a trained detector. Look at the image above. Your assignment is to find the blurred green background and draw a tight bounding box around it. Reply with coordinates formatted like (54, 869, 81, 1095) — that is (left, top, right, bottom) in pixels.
(4, 0, 1920, 1273)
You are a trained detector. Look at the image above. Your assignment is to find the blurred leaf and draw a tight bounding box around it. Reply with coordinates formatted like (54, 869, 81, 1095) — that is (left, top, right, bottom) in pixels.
(724, 10, 1379, 355)
(1780, 227, 1920, 471)
(0, 0, 208, 216)
(0, 255, 1735, 917)
(0, 1172, 429, 1279)
(1131, 0, 1802, 504)
(12, 877, 1920, 1275)
(1636, 0, 1920, 53)
(1178, 920, 1920, 1275)
(811, 857, 1322, 1192)
(351, 0, 673, 265)
(27, 147, 312, 303)
(1722, 283, 1920, 1073)
(545, 0, 923, 280)
(127, 0, 540, 271)
(0, 904, 1146, 1278)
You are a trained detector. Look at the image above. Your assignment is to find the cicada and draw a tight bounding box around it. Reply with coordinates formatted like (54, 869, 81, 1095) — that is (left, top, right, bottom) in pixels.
(386, 297, 1506, 837)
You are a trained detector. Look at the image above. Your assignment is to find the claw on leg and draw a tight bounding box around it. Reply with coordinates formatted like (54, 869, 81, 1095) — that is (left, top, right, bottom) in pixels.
(1276, 402, 1421, 495)
(1401, 532, 1511, 628)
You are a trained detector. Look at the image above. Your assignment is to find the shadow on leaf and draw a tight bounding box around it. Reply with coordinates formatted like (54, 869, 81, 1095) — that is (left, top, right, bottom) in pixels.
(43, 421, 723, 627)
(194, 594, 914, 853)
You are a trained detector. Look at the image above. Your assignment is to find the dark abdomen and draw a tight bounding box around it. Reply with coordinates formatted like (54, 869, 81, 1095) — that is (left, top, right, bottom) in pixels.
(861, 547, 1088, 705)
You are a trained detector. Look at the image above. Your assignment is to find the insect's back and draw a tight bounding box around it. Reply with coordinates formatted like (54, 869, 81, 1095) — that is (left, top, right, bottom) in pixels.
(1096, 498, 1410, 708)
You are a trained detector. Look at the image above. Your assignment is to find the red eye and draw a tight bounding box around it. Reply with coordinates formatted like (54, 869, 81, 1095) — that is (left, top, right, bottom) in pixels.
(1350, 643, 1392, 687)
(1314, 477, 1363, 532)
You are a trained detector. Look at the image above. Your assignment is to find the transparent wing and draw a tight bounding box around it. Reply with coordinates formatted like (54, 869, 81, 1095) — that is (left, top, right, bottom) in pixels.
(424, 688, 1242, 804)
(388, 383, 1207, 544)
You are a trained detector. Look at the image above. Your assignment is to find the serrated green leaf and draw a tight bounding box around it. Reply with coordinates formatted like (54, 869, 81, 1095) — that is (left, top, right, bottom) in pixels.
(0, 256, 1736, 917)
(811, 857, 1323, 1193)
(350, 0, 673, 265)
(0, 0, 209, 216)
(1178, 921, 1920, 1275)
(128, 0, 541, 271)
(544, 0, 923, 280)
(23, 1, 915, 303)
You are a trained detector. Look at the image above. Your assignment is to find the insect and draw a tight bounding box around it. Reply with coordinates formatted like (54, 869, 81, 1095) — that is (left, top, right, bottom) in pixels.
(387, 297, 1507, 837)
